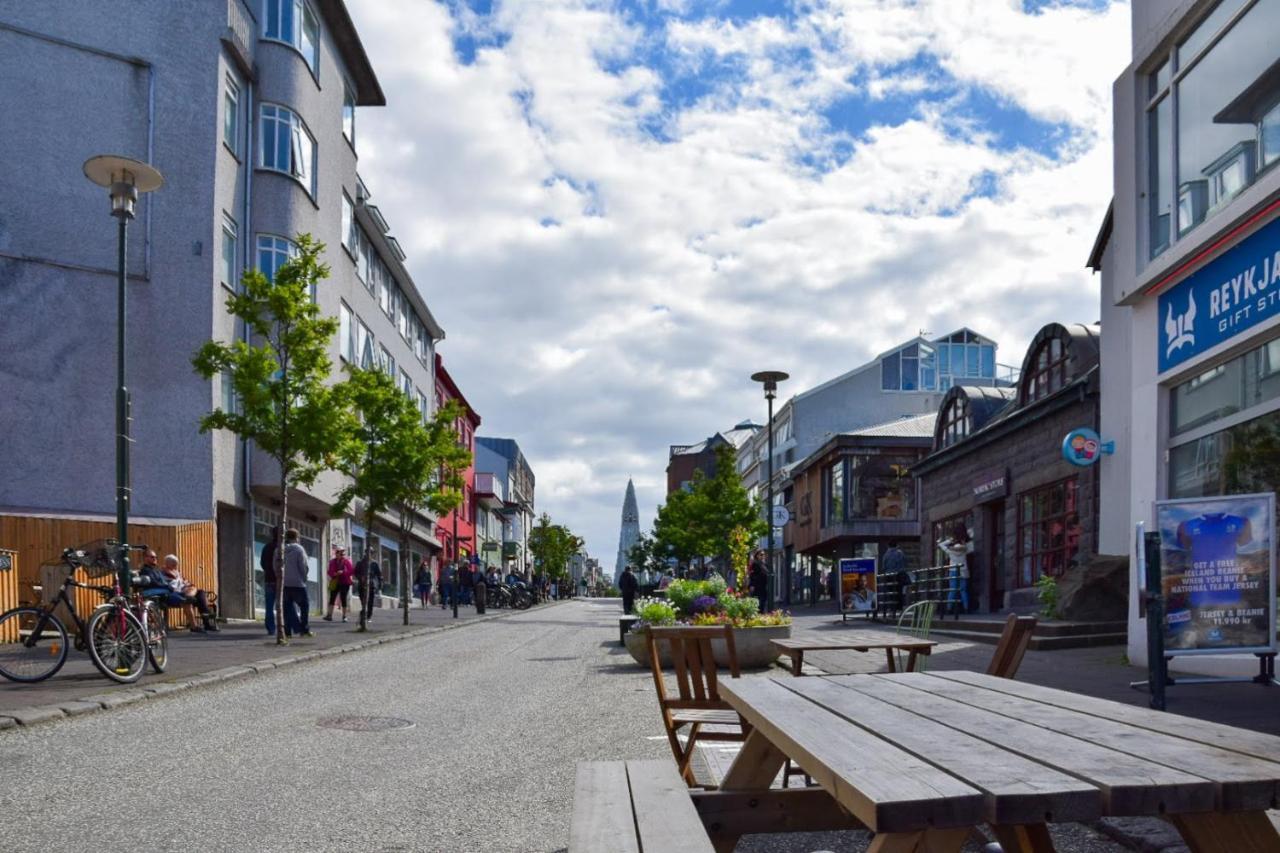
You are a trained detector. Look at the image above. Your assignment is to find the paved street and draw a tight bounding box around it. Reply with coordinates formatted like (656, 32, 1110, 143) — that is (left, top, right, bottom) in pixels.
(1, 598, 1272, 852)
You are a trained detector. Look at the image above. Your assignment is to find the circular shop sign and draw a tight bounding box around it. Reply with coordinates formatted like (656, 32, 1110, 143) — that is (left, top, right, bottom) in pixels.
(1062, 428, 1102, 467)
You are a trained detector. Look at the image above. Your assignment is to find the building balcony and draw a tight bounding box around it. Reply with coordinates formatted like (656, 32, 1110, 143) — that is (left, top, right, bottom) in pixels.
(474, 472, 506, 510)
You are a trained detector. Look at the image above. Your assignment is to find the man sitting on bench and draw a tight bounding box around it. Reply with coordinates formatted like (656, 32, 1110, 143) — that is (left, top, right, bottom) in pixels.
(139, 550, 218, 632)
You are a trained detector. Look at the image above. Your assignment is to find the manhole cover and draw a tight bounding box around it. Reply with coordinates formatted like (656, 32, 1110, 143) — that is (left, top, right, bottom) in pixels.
(316, 715, 415, 732)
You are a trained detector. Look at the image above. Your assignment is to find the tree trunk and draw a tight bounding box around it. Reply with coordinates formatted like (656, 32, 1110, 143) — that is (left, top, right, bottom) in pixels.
(359, 506, 376, 632)
(400, 508, 411, 627)
(276, 475, 288, 645)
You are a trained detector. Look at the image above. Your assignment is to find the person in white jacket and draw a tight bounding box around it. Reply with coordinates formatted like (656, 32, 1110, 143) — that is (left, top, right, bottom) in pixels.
(936, 523, 973, 617)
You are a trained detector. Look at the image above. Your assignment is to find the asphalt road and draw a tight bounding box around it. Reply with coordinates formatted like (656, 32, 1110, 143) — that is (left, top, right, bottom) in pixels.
(0, 600, 1131, 852)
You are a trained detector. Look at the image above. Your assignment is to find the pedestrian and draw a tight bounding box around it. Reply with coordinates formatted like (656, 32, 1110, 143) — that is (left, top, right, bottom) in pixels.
(355, 548, 382, 625)
(325, 546, 354, 622)
(261, 527, 279, 636)
(282, 528, 313, 638)
(882, 540, 910, 613)
(459, 559, 475, 606)
(414, 557, 432, 608)
(748, 549, 770, 614)
(619, 564, 638, 615)
(159, 554, 219, 632)
(474, 562, 488, 614)
(937, 523, 973, 618)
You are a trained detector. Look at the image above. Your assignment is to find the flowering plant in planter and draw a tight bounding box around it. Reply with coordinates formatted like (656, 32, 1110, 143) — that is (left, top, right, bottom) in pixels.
(630, 576, 791, 633)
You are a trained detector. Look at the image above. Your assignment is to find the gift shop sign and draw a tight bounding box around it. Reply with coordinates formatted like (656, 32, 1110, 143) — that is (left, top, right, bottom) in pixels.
(1158, 215, 1280, 373)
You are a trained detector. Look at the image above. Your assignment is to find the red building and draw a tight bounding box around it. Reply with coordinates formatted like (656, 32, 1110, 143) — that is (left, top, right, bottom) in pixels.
(435, 354, 481, 567)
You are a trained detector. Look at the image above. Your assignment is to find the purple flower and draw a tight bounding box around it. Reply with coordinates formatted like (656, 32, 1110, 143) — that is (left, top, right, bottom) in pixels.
(690, 595, 719, 615)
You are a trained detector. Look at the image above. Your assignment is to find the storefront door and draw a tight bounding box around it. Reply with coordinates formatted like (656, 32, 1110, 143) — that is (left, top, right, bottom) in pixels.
(986, 501, 1006, 611)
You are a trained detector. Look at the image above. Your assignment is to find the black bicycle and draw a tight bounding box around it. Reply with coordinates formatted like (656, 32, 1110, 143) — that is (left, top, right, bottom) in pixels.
(0, 541, 151, 683)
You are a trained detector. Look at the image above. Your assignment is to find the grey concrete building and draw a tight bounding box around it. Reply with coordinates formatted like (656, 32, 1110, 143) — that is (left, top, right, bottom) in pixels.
(0, 1, 446, 618)
(475, 437, 536, 576)
(1098, 0, 1280, 675)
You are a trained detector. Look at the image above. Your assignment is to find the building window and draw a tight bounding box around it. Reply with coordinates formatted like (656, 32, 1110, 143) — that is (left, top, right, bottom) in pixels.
(824, 461, 845, 526)
(256, 234, 294, 282)
(356, 317, 374, 370)
(1017, 478, 1080, 586)
(221, 370, 238, 415)
(379, 345, 395, 377)
(223, 74, 240, 156)
(343, 84, 356, 146)
(936, 330, 996, 388)
(341, 193, 355, 255)
(848, 453, 921, 520)
(399, 368, 413, 397)
(262, 0, 320, 73)
(418, 390, 430, 423)
(938, 396, 970, 449)
(259, 104, 316, 197)
(1023, 335, 1069, 403)
(220, 214, 238, 289)
(339, 302, 353, 362)
(397, 291, 411, 340)
(1170, 337, 1280, 436)
(1144, 0, 1280, 258)
(931, 511, 975, 566)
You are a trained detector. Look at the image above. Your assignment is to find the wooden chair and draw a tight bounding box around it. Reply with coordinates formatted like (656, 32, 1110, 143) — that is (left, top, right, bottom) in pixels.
(894, 600, 937, 672)
(646, 625, 750, 788)
(987, 613, 1037, 679)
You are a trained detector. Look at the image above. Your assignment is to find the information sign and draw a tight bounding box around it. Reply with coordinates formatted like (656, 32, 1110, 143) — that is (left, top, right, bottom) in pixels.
(838, 557, 877, 615)
(1155, 493, 1276, 656)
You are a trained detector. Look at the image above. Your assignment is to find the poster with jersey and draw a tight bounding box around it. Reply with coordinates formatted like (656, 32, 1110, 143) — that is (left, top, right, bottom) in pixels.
(1156, 493, 1276, 655)
(839, 558, 877, 614)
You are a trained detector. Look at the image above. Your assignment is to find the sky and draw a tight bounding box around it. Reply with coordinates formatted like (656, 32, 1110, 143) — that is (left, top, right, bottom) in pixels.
(346, 0, 1130, 562)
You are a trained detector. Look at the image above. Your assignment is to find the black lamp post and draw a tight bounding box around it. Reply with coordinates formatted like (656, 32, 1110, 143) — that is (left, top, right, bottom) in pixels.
(750, 370, 788, 612)
(83, 155, 163, 595)
(451, 506, 459, 620)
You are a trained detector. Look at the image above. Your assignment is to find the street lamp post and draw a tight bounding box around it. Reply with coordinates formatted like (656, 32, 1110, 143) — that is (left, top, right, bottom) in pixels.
(750, 371, 788, 612)
(451, 508, 459, 620)
(83, 156, 163, 595)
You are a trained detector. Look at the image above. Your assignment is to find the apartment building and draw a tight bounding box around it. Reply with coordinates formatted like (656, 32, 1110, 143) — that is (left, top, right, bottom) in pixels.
(475, 437, 536, 576)
(0, 1, 446, 618)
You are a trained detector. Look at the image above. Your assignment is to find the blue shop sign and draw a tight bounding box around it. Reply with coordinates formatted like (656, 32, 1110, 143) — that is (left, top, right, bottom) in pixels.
(1158, 215, 1280, 373)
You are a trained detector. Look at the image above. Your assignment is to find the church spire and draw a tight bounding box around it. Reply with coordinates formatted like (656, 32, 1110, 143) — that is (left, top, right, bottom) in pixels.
(614, 479, 640, 584)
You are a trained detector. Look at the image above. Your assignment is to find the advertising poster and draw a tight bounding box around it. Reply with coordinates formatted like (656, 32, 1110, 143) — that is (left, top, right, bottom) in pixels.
(1156, 493, 1277, 655)
(839, 557, 877, 614)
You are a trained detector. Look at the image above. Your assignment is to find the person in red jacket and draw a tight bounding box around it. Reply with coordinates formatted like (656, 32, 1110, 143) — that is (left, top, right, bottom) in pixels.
(324, 547, 355, 622)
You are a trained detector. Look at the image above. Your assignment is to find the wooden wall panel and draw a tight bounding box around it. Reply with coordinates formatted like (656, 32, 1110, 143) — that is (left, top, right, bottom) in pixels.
(0, 517, 216, 631)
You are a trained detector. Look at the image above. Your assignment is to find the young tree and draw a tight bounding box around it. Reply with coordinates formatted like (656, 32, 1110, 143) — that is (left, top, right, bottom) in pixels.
(193, 234, 342, 644)
(528, 513, 584, 583)
(330, 368, 471, 630)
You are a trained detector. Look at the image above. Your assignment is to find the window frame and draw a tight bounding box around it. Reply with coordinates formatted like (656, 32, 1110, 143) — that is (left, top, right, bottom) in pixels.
(261, 0, 321, 76)
(938, 396, 970, 449)
(220, 213, 239, 291)
(1023, 335, 1070, 404)
(339, 302, 354, 363)
(341, 193, 355, 257)
(343, 83, 357, 148)
(223, 73, 241, 158)
(258, 103, 317, 199)
(1015, 477, 1080, 586)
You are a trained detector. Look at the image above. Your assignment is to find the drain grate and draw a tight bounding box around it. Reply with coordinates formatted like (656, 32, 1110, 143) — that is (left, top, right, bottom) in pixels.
(316, 715, 416, 732)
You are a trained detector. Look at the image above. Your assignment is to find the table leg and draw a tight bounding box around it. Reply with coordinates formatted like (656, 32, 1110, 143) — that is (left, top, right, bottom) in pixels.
(990, 823, 1056, 852)
(711, 729, 790, 851)
(792, 650, 804, 677)
(905, 649, 919, 672)
(1170, 811, 1280, 853)
(867, 831, 924, 853)
(920, 828, 974, 852)
(885, 647, 897, 673)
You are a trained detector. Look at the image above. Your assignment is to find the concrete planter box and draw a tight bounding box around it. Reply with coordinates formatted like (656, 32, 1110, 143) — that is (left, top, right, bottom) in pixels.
(624, 624, 791, 670)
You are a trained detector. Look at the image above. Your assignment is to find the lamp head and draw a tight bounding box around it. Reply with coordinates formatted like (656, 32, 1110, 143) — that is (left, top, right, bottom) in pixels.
(751, 370, 789, 398)
(83, 155, 163, 220)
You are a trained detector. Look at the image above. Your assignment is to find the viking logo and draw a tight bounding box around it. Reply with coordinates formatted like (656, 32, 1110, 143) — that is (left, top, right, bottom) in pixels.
(1165, 292, 1196, 358)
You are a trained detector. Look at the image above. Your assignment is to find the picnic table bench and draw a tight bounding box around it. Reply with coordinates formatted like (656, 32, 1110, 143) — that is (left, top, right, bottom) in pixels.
(569, 760, 715, 853)
(770, 634, 936, 676)
(705, 669, 1280, 853)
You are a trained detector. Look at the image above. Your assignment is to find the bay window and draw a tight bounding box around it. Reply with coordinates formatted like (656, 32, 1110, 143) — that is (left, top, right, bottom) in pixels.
(259, 104, 316, 198)
(263, 0, 321, 73)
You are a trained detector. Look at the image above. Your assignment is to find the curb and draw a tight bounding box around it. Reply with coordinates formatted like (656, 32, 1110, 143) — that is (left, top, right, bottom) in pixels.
(0, 603, 551, 730)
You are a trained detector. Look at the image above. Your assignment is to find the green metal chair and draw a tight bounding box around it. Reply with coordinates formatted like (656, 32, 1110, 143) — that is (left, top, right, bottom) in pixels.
(895, 600, 937, 672)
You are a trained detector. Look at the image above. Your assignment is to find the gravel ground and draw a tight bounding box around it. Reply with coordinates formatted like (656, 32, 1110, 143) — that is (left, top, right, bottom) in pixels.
(0, 599, 1138, 852)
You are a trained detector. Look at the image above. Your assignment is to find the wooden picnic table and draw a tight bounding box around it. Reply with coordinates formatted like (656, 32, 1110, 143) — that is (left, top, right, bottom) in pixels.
(771, 634, 936, 676)
(701, 670, 1280, 853)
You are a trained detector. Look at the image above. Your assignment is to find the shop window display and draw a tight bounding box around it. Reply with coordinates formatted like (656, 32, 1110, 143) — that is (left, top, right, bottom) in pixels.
(1016, 479, 1080, 586)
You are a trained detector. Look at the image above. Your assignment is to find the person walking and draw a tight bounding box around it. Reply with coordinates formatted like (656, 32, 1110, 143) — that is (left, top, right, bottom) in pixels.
(414, 558, 432, 608)
(355, 549, 382, 626)
(474, 562, 488, 614)
(440, 560, 456, 610)
(881, 540, 909, 615)
(748, 550, 770, 614)
(260, 527, 279, 636)
(459, 559, 475, 606)
(619, 564, 638, 615)
(282, 528, 313, 638)
(325, 547, 354, 622)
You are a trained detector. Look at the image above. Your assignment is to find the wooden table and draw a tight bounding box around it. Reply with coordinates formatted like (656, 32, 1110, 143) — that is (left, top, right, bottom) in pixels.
(771, 635, 936, 676)
(701, 670, 1280, 853)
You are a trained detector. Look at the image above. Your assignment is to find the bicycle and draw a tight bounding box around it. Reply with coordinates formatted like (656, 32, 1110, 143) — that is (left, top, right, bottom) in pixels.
(0, 540, 150, 684)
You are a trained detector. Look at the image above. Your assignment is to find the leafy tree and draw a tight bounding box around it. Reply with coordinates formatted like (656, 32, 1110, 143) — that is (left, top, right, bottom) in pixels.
(652, 444, 765, 577)
(627, 531, 671, 576)
(192, 234, 341, 644)
(330, 368, 470, 630)
(528, 513, 584, 582)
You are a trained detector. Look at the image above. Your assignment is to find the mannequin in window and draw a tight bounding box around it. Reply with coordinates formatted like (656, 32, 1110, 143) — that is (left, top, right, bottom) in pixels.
(937, 522, 973, 618)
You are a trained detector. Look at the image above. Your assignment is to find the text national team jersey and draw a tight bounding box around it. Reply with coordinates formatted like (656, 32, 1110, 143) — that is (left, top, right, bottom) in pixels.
(1175, 513, 1252, 605)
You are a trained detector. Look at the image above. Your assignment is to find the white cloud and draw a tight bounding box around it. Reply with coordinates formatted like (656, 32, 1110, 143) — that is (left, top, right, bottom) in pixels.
(348, 0, 1128, 558)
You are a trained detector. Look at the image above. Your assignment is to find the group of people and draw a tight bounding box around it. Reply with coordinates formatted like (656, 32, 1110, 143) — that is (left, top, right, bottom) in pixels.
(137, 549, 219, 632)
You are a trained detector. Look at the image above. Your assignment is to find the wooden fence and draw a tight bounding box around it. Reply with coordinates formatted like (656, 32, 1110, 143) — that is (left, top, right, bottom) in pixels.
(0, 550, 16, 642)
(0, 516, 216, 631)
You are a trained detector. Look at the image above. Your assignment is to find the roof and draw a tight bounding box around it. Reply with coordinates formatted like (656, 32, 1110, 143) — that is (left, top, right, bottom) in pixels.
(1087, 200, 1114, 273)
(316, 0, 386, 106)
(354, 203, 444, 341)
(796, 328, 998, 402)
(843, 412, 938, 439)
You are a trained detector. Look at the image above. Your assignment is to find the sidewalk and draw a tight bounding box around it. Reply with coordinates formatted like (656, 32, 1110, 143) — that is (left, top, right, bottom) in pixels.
(0, 598, 532, 726)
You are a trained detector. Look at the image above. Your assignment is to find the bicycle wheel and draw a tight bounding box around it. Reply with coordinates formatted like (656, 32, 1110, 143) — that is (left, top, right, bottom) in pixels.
(0, 607, 69, 683)
(85, 605, 147, 684)
(142, 602, 168, 673)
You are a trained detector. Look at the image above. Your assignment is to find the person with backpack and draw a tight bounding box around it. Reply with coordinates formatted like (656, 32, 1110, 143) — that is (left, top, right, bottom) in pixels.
(619, 565, 638, 615)
(355, 549, 382, 625)
(414, 558, 432, 608)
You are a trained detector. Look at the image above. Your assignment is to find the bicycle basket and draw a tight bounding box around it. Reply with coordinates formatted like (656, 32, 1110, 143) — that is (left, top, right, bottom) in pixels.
(63, 539, 121, 579)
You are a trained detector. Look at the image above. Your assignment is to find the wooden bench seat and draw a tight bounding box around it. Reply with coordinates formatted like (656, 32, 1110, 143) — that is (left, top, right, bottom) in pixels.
(570, 760, 715, 853)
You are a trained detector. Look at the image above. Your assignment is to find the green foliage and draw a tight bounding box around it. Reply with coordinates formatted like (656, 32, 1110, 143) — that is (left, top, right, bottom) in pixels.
(664, 576, 727, 616)
(1035, 574, 1060, 619)
(652, 444, 766, 565)
(721, 594, 760, 622)
(627, 532, 670, 575)
(632, 598, 678, 629)
(528, 513, 584, 581)
(729, 526, 752, 591)
(192, 234, 343, 491)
